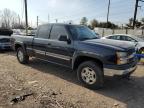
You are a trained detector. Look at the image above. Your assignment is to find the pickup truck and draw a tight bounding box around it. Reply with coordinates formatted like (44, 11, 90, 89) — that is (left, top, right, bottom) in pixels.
(11, 23, 138, 89)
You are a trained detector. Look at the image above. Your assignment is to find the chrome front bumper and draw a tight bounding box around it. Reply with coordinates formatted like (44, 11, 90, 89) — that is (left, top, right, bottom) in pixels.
(104, 66, 137, 76)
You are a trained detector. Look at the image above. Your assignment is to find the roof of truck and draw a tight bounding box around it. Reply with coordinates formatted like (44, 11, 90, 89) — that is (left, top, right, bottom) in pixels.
(39, 23, 84, 27)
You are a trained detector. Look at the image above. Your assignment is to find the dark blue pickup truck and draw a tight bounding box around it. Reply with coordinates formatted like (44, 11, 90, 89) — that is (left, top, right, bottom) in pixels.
(11, 23, 138, 89)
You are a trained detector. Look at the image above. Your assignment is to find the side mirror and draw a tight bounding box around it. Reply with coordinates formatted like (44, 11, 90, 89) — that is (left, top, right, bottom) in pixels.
(58, 35, 71, 44)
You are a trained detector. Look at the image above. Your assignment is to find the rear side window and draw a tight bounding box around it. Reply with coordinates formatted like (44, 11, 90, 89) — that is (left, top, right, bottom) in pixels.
(126, 36, 136, 42)
(109, 36, 120, 40)
(38, 25, 51, 39)
(121, 36, 126, 41)
(109, 36, 116, 39)
(50, 25, 67, 40)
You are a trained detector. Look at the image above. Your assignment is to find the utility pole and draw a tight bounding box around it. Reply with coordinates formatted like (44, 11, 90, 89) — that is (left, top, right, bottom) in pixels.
(107, 0, 111, 28)
(37, 16, 39, 27)
(24, 0, 28, 35)
(133, 0, 139, 29)
(48, 14, 50, 23)
(55, 19, 58, 23)
(133, 0, 144, 29)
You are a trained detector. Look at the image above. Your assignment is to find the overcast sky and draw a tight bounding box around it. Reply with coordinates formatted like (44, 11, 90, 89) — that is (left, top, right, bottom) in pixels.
(0, 0, 143, 26)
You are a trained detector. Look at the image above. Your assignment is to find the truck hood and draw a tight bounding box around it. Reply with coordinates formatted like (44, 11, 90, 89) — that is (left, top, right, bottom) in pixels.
(83, 39, 135, 51)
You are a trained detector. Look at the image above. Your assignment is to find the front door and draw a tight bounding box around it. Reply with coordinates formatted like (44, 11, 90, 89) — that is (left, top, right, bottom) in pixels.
(45, 25, 74, 67)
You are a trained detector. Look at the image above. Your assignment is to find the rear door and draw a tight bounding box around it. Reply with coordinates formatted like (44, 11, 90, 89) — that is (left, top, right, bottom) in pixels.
(33, 25, 52, 59)
(45, 25, 74, 67)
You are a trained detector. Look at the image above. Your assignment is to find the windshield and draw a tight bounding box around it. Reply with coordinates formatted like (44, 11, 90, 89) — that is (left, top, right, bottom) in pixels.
(67, 25, 99, 41)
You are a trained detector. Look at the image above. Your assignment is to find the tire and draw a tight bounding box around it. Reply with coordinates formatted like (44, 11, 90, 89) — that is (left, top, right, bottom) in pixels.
(77, 61, 104, 89)
(17, 47, 29, 64)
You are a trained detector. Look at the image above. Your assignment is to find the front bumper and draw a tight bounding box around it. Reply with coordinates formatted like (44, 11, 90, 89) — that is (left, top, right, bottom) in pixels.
(104, 60, 138, 76)
(104, 65, 137, 76)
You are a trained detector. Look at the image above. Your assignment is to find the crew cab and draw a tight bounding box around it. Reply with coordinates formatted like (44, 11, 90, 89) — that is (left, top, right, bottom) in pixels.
(11, 23, 138, 89)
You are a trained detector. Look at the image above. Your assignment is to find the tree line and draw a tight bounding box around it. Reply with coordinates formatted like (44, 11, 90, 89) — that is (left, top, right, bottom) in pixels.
(80, 17, 144, 30)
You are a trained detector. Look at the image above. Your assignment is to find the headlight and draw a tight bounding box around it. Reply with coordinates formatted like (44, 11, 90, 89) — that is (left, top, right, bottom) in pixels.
(116, 52, 128, 65)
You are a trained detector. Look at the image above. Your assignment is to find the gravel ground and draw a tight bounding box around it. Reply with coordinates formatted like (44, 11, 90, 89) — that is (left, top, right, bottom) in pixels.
(0, 51, 144, 108)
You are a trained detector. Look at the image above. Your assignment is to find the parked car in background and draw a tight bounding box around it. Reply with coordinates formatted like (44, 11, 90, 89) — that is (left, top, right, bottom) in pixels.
(12, 29, 22, 35)
(0, 28, 13, 50)
(102, 34, 144, 54)
(11, 23, 137, 89)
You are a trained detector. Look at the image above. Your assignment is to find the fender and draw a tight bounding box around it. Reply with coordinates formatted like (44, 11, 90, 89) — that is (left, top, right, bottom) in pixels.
(72, 50, 103, 70)
(14, 41, 27, 54)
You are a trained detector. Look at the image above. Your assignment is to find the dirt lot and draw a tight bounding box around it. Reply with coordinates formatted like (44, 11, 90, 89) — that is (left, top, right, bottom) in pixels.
(0, 51, 144, 108)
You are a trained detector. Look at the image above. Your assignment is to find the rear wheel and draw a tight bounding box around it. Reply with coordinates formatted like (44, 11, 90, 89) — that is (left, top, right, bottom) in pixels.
(77, 61, 104, 89)
(17, 47, 29, 64)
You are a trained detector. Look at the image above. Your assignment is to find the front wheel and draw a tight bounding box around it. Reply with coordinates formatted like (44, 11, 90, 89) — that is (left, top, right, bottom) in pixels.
(77, 61, 104, 89)
(17, 47, 29, 64)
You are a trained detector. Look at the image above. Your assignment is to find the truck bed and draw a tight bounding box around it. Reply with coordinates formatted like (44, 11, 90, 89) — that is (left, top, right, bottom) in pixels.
(11, 35, 34, 50)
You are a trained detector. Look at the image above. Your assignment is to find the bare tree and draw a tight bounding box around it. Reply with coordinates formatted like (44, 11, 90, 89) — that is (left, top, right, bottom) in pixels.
(0, 8, 25, 29)
(1, 9, 13, 28)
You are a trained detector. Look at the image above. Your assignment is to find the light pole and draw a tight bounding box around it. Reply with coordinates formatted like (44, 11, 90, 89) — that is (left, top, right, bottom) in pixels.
(24, 0, 28, 35)
(107, 0, 111, 28)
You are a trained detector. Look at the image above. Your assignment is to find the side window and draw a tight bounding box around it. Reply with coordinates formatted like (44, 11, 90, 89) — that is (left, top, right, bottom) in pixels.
(109, 36, 118, 40)
(108, 36, 115, 39)
(121, 36, 126, 41)
(50, 25, 67, 40)
(126, 37, 136, 42)
(38, 25, 51, 39)
(115, 35, 121, 40)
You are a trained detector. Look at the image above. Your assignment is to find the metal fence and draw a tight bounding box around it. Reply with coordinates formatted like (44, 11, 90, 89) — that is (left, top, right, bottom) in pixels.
(94, 28, 144, 37)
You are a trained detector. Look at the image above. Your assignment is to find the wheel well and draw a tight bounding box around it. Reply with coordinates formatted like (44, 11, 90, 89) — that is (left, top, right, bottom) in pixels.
(139, 47, 144, 53)
(15, 44, 22, 51)
(73, 56, 103, 70)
